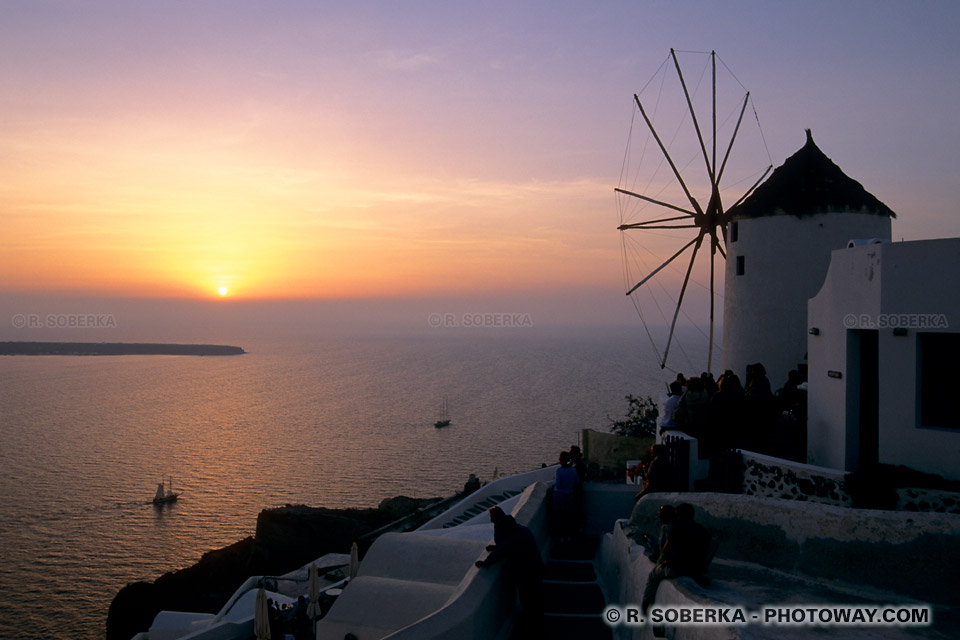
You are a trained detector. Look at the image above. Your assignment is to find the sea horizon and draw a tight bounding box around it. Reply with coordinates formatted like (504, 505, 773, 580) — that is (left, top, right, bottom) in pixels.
(0, 323, 700, 639)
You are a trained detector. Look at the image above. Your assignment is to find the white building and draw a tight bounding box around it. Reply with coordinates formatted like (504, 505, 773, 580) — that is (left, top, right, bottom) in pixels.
(722, 130, 893, 389)
(807, 238, 960, 480)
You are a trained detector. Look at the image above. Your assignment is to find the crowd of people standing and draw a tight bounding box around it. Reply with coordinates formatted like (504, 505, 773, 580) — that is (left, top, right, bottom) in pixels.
(659, 364, 807, 460)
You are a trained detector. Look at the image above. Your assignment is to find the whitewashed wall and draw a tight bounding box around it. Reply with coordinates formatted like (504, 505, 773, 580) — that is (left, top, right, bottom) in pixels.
(807, 239, 960, 480)
(722, 211, 890, 389)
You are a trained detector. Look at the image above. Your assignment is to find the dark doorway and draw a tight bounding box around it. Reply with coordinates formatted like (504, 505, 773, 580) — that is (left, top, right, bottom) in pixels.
(848, 330, 879, 470)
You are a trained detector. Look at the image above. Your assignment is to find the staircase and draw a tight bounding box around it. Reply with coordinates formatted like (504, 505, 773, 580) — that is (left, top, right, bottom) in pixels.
(439, 490, 524, 528)
(533, 537, 612, 639)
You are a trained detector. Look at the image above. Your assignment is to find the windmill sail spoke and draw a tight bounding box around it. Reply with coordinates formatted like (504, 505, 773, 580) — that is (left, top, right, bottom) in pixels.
(711, 51, 717, 185)
(618, 213, 695, 227)
(662, 233, 704, 368)
(708, 242, 716, 374)
(614, 188, 698, 217)
(633, 95, 705, 218)
(671, 48, 714, 183)
(620, 223, 700, 231)
(717, 92, 750, 185)
(728, 164, 773, 210)
(625, 237, 698, 296)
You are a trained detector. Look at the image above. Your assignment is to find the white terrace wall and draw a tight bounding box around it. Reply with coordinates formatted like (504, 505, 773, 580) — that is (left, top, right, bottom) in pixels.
(622, 493, 959, 606)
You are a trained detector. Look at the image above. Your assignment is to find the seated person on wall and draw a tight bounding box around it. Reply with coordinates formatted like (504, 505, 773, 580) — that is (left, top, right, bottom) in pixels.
(634, 444, 673, 502)
(636, 504, 677, 564)
(641, 503, 715, 615)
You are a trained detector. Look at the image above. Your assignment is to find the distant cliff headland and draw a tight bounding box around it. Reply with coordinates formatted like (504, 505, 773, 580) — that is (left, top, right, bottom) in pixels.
(0, 342, 245, 356)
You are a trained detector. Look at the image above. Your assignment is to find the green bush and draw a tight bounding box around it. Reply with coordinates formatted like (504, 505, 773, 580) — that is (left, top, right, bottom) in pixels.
(609, 394, 659, 438)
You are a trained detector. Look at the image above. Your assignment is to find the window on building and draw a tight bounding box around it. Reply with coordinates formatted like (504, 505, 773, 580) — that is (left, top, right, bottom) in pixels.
(735, 255, 745, 276)
(918, 332, 960, 429)
(730, 221, 739, 242)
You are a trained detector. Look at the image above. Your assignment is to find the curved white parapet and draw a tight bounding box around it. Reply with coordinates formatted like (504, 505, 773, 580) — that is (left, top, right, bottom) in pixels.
(316, 481, 551, 640)
(417, 465, 557, 531)
(140, 553, 350, 640)
(146, 613, 216, 640)
(147, 589, 296, 640)
(382, 481, 550, 640)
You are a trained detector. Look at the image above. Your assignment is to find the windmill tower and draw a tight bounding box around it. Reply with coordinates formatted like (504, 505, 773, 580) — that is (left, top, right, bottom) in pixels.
(721, 130, 896, 389)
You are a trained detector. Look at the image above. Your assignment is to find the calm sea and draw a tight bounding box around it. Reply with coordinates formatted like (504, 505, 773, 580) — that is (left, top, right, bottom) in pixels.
(0, 327, 670, 639)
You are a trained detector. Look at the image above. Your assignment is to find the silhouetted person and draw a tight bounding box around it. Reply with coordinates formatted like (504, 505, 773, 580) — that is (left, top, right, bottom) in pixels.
(635, 444, 673, 502)
(674, 377, 710, 437)
(709, 373, 745, 453)
(745, 362, 772, 399)
(552, 450, 579, 541)
(745, 362, 775, 452)
(776, 370, 804, 422)
(476, 506, 544, 635)
(266, 598, 283, 640)
(568, 445, 586, 483)
(659, 380, 684, 433)
(641, 503, 713, 615)
(701, 372, 718, 397)
(568, 445, 586, 533)
(289, 595, 310, 639)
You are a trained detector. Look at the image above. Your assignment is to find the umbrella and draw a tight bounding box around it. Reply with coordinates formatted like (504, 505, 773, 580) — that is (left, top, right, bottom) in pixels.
(254, 587, 271, 640)
(306, 564, 321, 620)
(349, 541, 360, 580)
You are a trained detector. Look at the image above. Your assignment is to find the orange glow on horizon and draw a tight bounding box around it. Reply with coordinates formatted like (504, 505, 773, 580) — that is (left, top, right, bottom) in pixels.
(0, 120, 620, 300)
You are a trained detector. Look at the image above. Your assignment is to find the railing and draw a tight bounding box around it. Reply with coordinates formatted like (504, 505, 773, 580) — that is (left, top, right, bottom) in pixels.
(663, 433, 691, 491)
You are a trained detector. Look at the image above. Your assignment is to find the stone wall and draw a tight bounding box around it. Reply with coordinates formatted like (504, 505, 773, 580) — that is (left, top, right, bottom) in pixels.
(581, 429, 653, 474)
(897, 488, 960, 514)
(740, 451, 852, 507)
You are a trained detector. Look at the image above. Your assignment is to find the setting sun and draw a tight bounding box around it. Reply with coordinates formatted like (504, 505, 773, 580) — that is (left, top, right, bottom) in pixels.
(217, 287, 228, 296)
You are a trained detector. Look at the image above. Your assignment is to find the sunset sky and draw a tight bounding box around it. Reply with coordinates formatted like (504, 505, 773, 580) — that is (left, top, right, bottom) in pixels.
(2, 1, 959, 308)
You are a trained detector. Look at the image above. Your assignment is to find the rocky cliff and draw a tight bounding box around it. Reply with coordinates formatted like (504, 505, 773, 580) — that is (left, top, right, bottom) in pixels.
(106, 496, 444, 640)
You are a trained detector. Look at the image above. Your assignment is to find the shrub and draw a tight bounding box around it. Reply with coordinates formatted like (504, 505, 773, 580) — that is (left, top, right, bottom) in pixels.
(609, 394, 659, 438)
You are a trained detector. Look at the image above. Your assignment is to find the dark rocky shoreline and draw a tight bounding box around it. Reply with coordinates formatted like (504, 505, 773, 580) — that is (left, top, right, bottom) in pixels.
(0, 342, 245, 356)
(105, 495, 456, 640)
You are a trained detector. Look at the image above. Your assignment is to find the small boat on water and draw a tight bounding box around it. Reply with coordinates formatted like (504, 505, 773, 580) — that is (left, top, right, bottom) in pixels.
(434, 396, 451, 428)
(153, 477, 181, 504)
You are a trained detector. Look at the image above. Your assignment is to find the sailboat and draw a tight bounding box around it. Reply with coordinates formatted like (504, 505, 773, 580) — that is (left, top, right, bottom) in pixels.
(434, 396, 451, 428)
(152, 476, 181, 504)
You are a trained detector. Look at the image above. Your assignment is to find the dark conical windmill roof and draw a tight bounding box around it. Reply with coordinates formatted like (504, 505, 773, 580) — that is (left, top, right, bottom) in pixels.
(727, 130, 896, 220)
